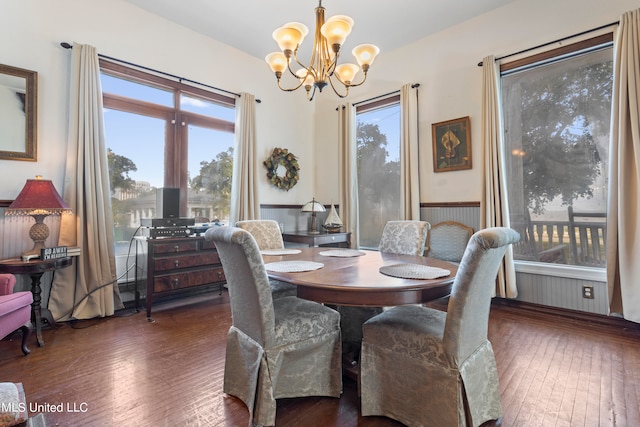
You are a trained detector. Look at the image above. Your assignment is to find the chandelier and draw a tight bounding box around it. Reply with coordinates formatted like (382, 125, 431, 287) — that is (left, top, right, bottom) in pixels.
(265, 0, 379, 101)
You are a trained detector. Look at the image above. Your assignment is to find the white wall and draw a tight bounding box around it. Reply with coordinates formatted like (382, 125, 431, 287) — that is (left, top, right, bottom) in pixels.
(1, 0, 637, 226)
(0, 0, 320, 257)
(0, 0, 315, 204)
(312, 0, 638, 205)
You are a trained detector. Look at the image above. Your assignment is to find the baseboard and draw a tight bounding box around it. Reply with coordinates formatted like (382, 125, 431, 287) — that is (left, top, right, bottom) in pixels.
(492, 297, 640, 333)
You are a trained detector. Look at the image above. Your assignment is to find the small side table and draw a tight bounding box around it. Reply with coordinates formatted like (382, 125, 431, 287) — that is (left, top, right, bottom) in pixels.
(0, 256, 72, 347)
(282, 231, 351, 248)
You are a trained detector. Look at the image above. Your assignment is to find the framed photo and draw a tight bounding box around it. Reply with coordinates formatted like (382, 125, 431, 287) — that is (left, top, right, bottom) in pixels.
(431, 116, 471, 172)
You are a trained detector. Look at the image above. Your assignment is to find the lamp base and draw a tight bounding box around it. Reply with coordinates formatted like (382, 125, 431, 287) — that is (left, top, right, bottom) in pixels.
(21, 214, 50, 258)
(308, 230, 320, 235)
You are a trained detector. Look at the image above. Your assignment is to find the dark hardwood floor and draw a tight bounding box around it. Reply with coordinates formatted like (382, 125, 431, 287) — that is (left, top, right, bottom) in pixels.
(1, 291, 639, 426)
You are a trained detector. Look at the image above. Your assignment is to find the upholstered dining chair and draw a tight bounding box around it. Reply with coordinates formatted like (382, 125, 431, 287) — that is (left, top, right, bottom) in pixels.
(205, 226, 342, 427)
(235, 219, 284, 250)
(235, 219, 297, 299)
(339, 220, 431, 364)
(378, 220, 431, 256)
(360, 227, 520, 427)
(426, 220, 474, 263)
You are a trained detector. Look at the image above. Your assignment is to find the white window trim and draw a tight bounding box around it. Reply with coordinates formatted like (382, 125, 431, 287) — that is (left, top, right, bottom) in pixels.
(515, 260, 606, 282)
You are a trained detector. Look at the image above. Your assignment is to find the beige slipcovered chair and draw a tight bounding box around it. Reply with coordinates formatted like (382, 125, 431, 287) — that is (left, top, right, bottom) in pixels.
(378, 220, 430, 256)
(235, 219, 297, 299)
(339, 220, 431, 363)
(235, 219, 284, 250)
(205, 226, 342, 427)
(360, 227, 520, 427)
(426, 220, 474, 263)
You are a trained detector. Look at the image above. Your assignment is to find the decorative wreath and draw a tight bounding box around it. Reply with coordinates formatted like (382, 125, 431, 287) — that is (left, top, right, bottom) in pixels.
(263, 147, 300, 191)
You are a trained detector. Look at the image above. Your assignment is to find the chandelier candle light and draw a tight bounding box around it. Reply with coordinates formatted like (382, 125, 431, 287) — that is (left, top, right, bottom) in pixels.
(6, 176, 71, 257)
(265, 0, 379, 100)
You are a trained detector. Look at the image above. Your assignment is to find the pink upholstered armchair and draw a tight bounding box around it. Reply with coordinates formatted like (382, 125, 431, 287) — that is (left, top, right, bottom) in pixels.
(0, 274, 33, 355)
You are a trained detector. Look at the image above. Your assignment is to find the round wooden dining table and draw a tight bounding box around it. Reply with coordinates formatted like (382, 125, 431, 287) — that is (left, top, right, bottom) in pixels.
(262, 247, 458, 307)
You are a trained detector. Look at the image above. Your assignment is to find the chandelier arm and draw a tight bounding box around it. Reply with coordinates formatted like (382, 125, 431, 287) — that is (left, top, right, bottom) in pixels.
(339, 72, 369, 88)
(287, 48, 309, 78)
(327, 75, 349, 98)
(308, 84, 318, 101)
(276, 77, 306, 92)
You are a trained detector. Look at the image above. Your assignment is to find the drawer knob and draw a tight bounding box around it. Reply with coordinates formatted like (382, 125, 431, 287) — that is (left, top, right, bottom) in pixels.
(173, 245, 180, 252)
(172, 278, 179, 286)
(174, 260, 180, 267)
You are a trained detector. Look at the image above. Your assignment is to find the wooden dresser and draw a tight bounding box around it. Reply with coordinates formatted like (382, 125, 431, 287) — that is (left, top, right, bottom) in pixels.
(135, 236, 226, 319)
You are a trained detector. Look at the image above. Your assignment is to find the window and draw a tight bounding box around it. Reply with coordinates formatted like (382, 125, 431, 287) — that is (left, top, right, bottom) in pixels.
(356, 95, 401, 249)
(501, 35, 612, 268)
(100, 60, 235, 284)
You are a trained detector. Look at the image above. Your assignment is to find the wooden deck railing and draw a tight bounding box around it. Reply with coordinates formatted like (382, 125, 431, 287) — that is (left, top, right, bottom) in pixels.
(517, 219, 606, 267)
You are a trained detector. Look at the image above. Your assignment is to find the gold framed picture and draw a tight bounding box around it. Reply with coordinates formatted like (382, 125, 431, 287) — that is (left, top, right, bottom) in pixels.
(431, 116, 471, 172)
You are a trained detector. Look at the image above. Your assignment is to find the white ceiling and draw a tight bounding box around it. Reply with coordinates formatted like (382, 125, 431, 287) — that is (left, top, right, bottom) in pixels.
(124, 0, 517, 60)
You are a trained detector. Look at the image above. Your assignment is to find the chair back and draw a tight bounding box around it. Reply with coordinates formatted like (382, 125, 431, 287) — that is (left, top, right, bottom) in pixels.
(426, 221, 474, 262)
(568, 206, 606, 266)
(378, 220, 430, 255)
(443, 227, 520, 362)
(236, 220, 285, 250)
(205, 226, 275, 347)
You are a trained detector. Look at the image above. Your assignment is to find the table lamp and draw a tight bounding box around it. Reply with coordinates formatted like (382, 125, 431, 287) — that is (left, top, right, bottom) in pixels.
(6, 176, 71, 257)
(301, 197, 325, 234)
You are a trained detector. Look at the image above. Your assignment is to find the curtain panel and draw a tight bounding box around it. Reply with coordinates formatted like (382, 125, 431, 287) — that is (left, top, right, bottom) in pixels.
(400, 83, 421, 220)
(481, 55, 518, 298)
(607, 9, 640, 323)
(230, 93, 259, 223)
(337, 104, 359, 248)
(49, 43, 122, 321)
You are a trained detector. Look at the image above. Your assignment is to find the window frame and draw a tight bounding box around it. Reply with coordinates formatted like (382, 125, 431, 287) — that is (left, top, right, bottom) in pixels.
(499, 33, 613, 279)
(355, 93, 401, 250)
(100, 60, 235, 216)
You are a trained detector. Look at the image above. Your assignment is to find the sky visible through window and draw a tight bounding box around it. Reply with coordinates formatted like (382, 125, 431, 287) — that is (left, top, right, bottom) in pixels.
(101, 74, 235, 189)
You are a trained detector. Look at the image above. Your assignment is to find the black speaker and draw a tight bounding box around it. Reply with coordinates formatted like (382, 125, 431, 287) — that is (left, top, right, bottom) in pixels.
(156, 187, 180, 219)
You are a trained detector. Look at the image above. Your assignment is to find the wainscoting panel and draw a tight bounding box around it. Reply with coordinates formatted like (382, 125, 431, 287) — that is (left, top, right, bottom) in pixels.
(260, 206, 330, 234)
(0, 207, 62, 296)
(420, 205, 481, 232)
(0, 203, 612, 316)
(514, 271, 608, 315)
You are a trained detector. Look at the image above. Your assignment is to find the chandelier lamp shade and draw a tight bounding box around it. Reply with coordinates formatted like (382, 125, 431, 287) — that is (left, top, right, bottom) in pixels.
(265, 0, 379, 101)
(6, 176, 71, 257)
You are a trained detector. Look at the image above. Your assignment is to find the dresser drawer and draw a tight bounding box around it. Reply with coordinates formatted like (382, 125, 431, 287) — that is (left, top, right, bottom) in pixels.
(153, 240, 199, 254)
(153, 251, 220, 272)
(153, 266, 226, 293)
(137, 236, 226, 319)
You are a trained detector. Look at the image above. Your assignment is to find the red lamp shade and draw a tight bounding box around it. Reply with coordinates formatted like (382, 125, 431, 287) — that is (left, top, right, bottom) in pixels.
(6, 176, 71, 257)
(7, 177, 70, 215)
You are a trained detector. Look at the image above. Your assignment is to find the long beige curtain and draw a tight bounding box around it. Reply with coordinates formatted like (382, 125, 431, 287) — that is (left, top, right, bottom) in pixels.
(49, 43, 122, 321)
(230, 93, 259, 223)
(338, 103, 359, 248)
(481, 55, 517, 298)
(400, 83, 420, 220)
(607, 10, 640, 323)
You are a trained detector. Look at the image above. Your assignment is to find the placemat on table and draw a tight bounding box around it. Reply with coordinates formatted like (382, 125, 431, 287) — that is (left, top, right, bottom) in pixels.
(260, 248, 302, 256)
(265, 261, 324, 272)
(318, 249, 366, 257)
(379, 263, 451, 279)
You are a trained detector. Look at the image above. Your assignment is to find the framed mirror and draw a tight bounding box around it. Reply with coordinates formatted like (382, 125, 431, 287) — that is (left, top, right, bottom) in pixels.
(0, 64, 37, 161)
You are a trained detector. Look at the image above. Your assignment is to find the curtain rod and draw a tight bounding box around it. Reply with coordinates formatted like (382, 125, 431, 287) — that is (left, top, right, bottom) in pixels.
(60, 42, 261, 102)
(477, 21, 618, 67)
(350, 83, 420, 108)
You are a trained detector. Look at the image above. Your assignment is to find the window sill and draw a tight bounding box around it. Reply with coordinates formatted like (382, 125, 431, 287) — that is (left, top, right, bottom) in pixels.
(514, 260, 606, 282)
